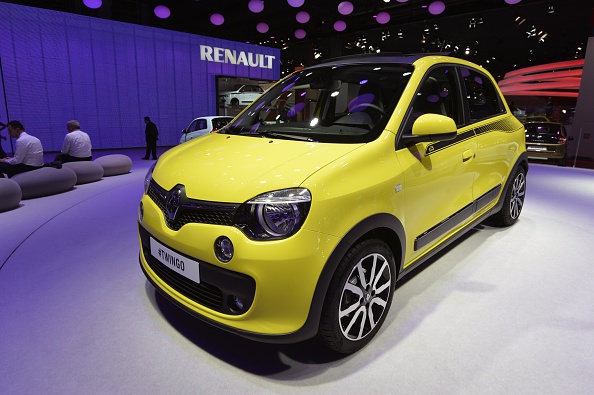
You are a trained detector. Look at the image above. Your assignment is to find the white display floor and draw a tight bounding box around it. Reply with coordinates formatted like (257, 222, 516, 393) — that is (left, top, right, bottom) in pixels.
(1, 150, 593, 394)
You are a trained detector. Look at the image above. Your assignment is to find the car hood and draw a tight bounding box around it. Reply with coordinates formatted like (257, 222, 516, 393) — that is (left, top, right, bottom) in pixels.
(153, 133, 363, 202)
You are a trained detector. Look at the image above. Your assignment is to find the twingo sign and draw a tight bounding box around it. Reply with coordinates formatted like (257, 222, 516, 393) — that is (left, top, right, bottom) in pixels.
(200, 45, 276, 70)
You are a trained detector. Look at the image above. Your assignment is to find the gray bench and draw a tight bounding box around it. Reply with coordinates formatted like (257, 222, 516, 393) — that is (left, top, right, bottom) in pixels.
(0, 177, 22, 212)
(93, 154, 132, 176)
(12, 166, 77, 199)
(63, 161, 104, 184)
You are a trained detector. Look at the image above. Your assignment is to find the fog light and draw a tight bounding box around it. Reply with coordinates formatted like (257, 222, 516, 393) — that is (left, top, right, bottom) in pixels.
(138, 201, 144, 222)
(231, 295, 244, 311)
(214, 236, 234, 263)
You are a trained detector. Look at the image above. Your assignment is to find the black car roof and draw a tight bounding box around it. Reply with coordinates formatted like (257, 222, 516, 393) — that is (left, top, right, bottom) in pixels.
(315, 52, 450, 68)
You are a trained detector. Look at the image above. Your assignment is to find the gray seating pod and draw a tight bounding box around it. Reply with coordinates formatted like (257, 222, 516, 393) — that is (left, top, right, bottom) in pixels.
(63, 161, 104, 184)
(0, 177, 22, 212)
(93, 154, 132, 176)
(12, 166, 77, 199)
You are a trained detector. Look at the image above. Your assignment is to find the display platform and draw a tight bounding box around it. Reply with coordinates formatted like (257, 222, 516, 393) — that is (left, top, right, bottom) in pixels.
(1, 149, 593, 394)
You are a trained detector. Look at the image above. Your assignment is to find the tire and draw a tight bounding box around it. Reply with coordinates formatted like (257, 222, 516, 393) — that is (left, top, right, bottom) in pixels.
(317, 239, 396, 354)
(491, 166, 526, 227)
(230, 98, 239, 106)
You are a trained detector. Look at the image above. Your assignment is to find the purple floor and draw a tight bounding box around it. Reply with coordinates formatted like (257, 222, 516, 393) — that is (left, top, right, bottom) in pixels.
(1, 155, 593, 394)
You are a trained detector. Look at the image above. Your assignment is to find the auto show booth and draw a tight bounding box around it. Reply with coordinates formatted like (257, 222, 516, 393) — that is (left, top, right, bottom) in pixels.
(0, 2, 280, 150)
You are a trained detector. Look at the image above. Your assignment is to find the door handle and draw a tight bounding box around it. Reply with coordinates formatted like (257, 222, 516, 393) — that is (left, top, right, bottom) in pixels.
(462, 149, 475, 162)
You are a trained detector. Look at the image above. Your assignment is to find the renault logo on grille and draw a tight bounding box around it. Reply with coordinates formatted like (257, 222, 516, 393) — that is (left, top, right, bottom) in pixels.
(166, 187, 182, 221)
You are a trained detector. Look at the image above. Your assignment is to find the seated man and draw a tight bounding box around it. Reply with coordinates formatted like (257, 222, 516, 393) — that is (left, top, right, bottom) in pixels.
(0, 120, 44, 178)
(54, 120, 92, 164)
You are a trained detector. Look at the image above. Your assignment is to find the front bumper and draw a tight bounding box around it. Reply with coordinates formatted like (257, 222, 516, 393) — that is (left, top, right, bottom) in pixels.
(138, 193, 340, 341)
(526, 143, 566, 160)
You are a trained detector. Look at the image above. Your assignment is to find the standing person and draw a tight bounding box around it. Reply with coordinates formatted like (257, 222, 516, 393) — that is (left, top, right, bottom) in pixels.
(142, 116, 158, 160)
(0, 120, 44, 178)
(54, 120, 92, 164)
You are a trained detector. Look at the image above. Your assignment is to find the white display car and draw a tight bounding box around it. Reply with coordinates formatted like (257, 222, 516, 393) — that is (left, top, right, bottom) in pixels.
(179, 116, 233, 144)
(219, 84, 264, 107)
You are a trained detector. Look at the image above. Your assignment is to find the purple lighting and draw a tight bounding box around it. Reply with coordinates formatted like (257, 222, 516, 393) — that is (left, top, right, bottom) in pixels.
(256, 22, 269, 33)
(210, 13, 225, 25)
(287, 0, 305, 8)
(375, 12, 390, 24)
(337, 2, 354, 16)
(295, 29, 306, 39)
(504, 0, 522, 4)
(428, 1, 445, 15)
(334, 20, 347, 32)
(83, 0, 102, 9)
(154, 5, 170, 19)
(248, 0, 264, 13)
(296, 11, 310, 23)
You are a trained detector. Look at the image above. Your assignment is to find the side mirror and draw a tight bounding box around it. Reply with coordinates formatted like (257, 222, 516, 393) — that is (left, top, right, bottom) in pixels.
(401, 113, 458, 144)
(182, 129, 188, 134)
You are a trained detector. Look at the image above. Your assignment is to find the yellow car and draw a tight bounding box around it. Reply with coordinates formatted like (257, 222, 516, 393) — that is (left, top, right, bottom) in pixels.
(138, 54, 527, 354)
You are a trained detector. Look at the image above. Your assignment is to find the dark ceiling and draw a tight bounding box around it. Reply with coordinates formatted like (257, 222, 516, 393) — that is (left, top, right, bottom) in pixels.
(5, 0, 594, 79)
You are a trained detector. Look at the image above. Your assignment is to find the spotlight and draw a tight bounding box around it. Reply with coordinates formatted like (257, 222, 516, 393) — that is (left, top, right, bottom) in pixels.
(515, 16, 526, 27)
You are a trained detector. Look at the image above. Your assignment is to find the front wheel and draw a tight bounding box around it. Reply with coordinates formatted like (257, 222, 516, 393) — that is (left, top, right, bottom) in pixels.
(317, 239, 396, 354)
(491, 166, 526, 226)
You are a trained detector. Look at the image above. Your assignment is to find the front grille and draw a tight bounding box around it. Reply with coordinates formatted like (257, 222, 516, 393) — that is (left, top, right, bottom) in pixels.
(147, 181, 240, 231)
(139, 226, 256, 315)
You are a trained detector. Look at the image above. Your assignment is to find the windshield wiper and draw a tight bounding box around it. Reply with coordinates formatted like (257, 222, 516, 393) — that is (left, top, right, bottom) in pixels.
(263, 131, 314, 141)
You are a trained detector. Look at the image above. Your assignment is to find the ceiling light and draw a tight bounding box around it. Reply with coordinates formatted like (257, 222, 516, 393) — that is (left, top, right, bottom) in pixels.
(428, 1, 446, 16)
(154, 5, 170, 19)
(210, 13, 224, 25)
(83, 0, 102, 9)
(548, 5, 554, 13)
(338, 1, 354, 16)
(248, 0, 264, 13)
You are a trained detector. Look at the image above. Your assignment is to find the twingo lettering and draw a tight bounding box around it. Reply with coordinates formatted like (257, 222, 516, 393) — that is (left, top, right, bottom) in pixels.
(199, 45, 275, 69)
(158, 248, 185, 271)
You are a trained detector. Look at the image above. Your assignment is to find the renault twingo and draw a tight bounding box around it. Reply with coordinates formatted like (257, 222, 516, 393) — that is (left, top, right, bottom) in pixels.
(138, 54, 527, 354)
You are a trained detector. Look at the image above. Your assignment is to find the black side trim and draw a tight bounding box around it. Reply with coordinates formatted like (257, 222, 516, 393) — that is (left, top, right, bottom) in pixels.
(415, 202, 474, 251)
(414, 184, 502, 251)
(475, 184, 501, 213)
(400, 206, 491, 280)
(425, 129, 475, 156)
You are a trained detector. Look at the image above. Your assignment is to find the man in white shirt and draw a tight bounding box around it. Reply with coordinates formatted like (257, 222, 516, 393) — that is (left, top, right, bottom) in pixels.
(54, 120, 92, 164)
(0, 120, 44, 178)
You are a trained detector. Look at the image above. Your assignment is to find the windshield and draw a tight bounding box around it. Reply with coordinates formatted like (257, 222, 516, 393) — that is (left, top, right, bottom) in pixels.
(222, 63, 413, 143)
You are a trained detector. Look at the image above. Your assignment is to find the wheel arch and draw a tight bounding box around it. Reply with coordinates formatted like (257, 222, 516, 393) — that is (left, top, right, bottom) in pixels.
(491, 152, 528, 214)
(295, 213, 406, 341)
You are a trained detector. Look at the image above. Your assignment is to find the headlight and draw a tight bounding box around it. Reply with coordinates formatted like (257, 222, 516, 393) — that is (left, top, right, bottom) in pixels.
(144, 162, 156, 193)
(234, 188, 311, 240)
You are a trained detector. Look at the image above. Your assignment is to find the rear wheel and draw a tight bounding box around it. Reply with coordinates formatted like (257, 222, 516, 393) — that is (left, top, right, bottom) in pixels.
(492, 166, 526, 226)
(317, 239, 396, 354)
